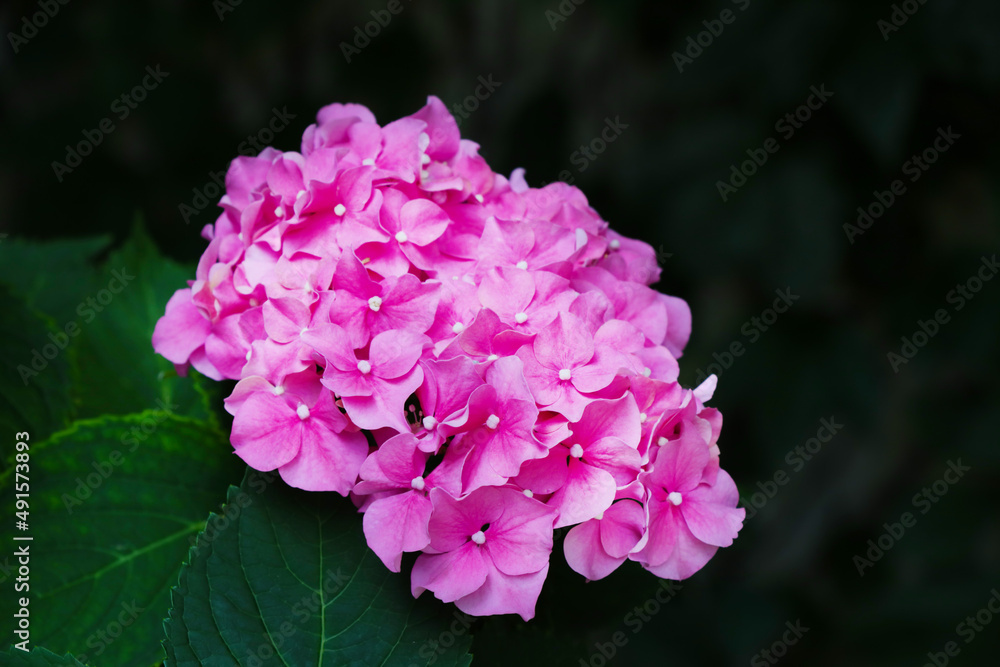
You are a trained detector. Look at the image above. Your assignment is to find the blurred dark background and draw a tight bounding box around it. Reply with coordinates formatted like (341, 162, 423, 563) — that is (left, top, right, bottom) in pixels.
(2, 0, 999, 665)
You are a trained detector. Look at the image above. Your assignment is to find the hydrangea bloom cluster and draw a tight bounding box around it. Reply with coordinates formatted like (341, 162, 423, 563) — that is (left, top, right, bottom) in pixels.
(153, 96, 744, 621)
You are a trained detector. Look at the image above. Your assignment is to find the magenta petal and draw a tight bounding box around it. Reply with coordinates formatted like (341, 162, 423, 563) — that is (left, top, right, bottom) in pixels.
(640, 518, 718, 581)
(572, 394, 642, 449)
(362, 491, 432, 572)
(485, 492, 556, 575)
(682, 471, 745, 547)
(585, 437, 642, 486)
(400, 198, 450, 246)
(411, 544, 490, 603)
(599, 500, 646, 559)
(455, 563, 548, 622)
(278, 427, 368, 495)
(650, 428, 711, 494)
(564, 519, 625, 581)
(680, 499, 744, 549)
(230, 392, 303, 470)
(152, 289, 211, 365)
(636, 501, 680, 568)
(358, 432, 424, 489)
(370, 329, 427, 379)
(549, 459, 617, 528)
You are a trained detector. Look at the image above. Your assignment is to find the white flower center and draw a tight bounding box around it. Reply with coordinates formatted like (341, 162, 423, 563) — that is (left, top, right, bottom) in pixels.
(514, 312, 528, 324)
(274, 206, 285, 218)
(245, 350, 252, 361)
(474, 193, 484, 203)
(558, 368, 571, 381)
(422, 415, 438, 430)
(368, 296, 383, 312)
(272, 385, 285, 396)
(411, 476, 426, 491)
(609, 239, 621, 250)
(486, 414, 500, 430)
(569, 444, 584, 459)
(357, 360, 372, 374)
(486, 354, 499, 362)
(595, 511, 604, 520)
(639, 412, 648, 423)
(523, 489, 534, 498)
(471, 530, 486, 545)
(516, 260, 528, 270)
(296, 404, 310, 420)
(643, 367, 652, 377)
(668, 491, 683, 506)
(362, 158, 376, 166)
(452, 322, 465, 334)
(658, 436, 668, 446)
(395, 231, 408, 243)
(334, 204, 347, 216)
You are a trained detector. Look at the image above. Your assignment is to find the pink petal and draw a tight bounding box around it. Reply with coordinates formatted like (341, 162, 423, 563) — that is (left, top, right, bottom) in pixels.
(152, 289, 211, 365)
(564, 520, 625, 582)
(362, 491, 432, 572)
(599, 500, 646, 559)
(455, 564, 549, 622)
(548, 459, 617, 528)
(411, 544, 490, 603)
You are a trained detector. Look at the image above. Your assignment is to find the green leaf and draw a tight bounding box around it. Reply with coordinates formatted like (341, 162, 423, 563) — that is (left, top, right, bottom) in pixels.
(0, 235, 112, 325)
(0, 414, 244, 666)
(0, 287, 74, 444)
(68, 222, 214, 424)
(165, 471, 475, 667)
(0, 647, 87, 667)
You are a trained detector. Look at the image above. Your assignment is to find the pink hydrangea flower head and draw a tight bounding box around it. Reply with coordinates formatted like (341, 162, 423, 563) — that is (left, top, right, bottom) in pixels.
(152, 95, 744, 619)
